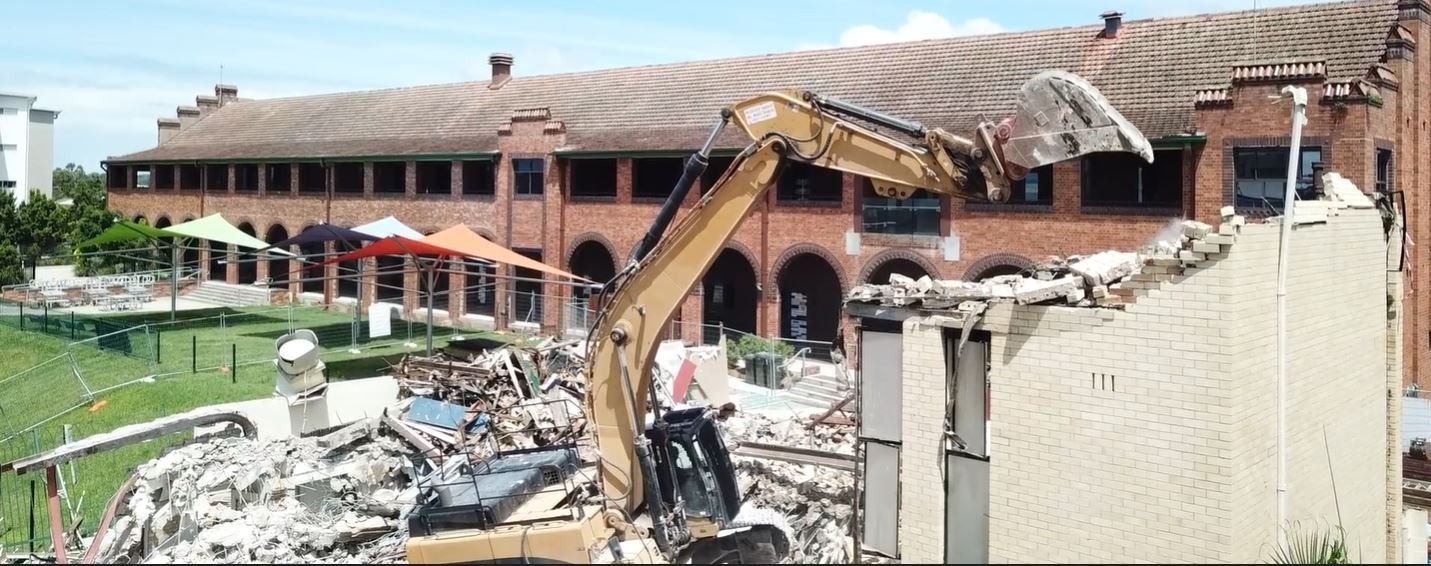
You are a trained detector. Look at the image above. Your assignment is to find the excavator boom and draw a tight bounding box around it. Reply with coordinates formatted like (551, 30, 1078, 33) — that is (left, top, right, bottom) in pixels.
(407, 70, 1150, 564)
(587, 72, 1151, 527)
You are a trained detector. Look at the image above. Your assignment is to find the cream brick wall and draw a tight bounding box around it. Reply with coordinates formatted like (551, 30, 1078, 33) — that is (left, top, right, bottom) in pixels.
(891, 207, 1394, 563)
(900, 317, 953, 563)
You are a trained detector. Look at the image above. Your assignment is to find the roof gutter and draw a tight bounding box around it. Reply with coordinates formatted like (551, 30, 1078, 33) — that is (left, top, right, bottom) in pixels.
(552, 148, 742, 159)
(1149, 134, 1207, 149)
(103, 152, 501, 166)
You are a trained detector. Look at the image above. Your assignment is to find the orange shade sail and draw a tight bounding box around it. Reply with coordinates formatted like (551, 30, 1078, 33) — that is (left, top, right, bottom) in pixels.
(325, 225, 589, 282)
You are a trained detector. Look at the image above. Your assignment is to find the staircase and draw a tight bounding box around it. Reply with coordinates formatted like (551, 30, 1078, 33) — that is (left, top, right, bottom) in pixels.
(785, 357, 857, 409)
(186, 281, 273, 307)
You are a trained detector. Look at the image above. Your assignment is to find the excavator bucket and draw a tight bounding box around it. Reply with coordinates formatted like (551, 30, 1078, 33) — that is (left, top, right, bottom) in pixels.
(999, 70, 1154, 171)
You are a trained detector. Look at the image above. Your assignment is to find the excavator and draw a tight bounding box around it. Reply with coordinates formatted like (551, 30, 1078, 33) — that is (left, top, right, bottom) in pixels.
(404, 71, 1153, 564)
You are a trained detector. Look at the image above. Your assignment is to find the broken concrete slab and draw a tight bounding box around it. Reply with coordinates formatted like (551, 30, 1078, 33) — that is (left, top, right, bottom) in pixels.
(1013, 276, 1082, 305)
(1069, 251, 1141, 286)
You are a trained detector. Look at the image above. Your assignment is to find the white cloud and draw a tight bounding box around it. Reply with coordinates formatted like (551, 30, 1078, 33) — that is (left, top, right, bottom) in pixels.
(838, 11, 1004, 47)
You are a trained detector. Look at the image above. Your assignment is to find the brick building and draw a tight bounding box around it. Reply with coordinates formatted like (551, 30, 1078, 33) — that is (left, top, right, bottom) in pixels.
(104, 0, 1430, 383)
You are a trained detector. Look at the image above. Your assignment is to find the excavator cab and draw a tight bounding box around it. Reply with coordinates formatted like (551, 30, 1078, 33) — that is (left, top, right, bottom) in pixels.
(645, 407, 790, 563)
(645, 408, 742, 524)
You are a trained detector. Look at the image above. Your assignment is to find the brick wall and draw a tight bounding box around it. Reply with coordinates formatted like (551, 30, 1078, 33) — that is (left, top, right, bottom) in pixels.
(897, 316, 953, 563)
(886, 206, 1392, 562)
(106, 69, 1410, 362)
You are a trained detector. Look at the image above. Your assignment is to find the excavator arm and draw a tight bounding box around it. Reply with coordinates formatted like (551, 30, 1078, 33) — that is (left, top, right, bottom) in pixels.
(582, 70, 1151, 556)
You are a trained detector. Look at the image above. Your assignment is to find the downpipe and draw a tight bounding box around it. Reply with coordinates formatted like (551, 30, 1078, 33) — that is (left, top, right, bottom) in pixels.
(1274, 85, 1307, 547)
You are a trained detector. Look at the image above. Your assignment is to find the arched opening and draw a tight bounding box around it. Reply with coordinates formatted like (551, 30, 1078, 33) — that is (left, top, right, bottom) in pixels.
(297, 225, 325, 294)
(702, 248, 758, 344)
(376, 256, 405, 303)
(568, 241, 617, 331)
(970, 264, 1024, 280)
(236, 223, 258, 284)
(153, 217, 171, 229)
(133, 215, 147, 225)
(207, 239, 227, 281)
(865, 257, 931, 285)
(265, 225, 290, 286)
(777, 252, 841, 351)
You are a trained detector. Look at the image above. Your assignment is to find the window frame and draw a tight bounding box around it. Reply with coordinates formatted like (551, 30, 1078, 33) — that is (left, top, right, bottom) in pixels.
(461, 160, 496, 199)
(568, 158, 619, 201)
(776, 161, 843, 206)
(1232, 145, 1322, 210)
(1376, 148, 1393, 194)
(632, 157, 686, 201)
(1080, 149, 1184, 212)
(513, 158, 545, 198)
(860, 179, 942, 236)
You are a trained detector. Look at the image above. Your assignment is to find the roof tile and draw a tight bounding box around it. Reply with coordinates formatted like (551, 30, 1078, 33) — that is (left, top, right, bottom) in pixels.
(111, 0, 1399, 162)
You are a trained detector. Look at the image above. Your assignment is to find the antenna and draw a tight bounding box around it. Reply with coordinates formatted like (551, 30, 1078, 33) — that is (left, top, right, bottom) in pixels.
(220, 63, 224, 86)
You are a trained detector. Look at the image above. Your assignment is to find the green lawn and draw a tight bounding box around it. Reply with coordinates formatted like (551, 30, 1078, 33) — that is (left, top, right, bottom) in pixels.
(0, 305, 514, 552)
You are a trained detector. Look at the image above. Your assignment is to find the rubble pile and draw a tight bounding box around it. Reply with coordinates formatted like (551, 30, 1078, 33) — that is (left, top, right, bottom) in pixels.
(94, 430, 413, 564)
(848, 214, 1247, 310)
(724, 413, 858, 564)
(389, 340, 588, 457)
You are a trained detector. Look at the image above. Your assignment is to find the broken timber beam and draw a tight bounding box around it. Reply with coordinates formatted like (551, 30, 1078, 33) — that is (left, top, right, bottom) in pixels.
(732, 441, 857, 472)
(4, 409, 257, 476)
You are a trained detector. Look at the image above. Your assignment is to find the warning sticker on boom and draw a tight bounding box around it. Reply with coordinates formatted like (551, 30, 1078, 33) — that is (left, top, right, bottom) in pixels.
(742, 101, 778, 125)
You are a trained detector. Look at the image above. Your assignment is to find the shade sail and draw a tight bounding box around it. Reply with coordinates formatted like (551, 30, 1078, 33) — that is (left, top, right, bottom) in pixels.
(75, 220, 183, 250)
(353, 216, 424, 240)
(264, 224, 376, 251)
(424, 225, 586, 281)
(167, 213, 292, 254)
(326, 236, 474, 265)
(327, 226, 587, 282)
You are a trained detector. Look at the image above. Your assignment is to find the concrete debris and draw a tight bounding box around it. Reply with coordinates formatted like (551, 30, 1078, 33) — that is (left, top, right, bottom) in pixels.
(848, 218, 1246, 310)
(723, 412, 859, 564)
(97, 433, 412, 564)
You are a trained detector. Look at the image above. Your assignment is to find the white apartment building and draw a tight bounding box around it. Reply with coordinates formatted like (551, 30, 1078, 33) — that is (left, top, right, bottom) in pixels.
(0, 92, 59, 204)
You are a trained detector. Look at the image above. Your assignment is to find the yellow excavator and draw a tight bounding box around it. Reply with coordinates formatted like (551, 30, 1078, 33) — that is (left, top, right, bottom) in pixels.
(404, 71, 1152, 564)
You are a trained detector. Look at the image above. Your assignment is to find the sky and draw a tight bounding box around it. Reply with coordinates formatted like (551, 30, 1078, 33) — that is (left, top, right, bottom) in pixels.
(2, 0, 1323, 171)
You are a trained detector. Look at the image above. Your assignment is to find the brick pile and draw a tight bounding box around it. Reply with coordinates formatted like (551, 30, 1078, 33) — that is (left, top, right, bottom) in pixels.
(847, 211, 1254, 310)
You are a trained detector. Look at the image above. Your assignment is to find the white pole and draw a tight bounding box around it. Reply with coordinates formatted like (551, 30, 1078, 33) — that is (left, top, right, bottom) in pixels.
(1275, 84, 1308, 546)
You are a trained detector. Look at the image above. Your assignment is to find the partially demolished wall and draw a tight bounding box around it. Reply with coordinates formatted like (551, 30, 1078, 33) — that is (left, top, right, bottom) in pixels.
(851, 174, 1398, 563)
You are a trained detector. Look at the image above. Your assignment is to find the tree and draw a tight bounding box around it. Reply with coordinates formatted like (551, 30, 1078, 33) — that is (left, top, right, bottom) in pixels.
(0, 189, 17, 245)
(54, 164, 126, 276)
(0, 243, 21, 287)
(15, 193, 68, 263)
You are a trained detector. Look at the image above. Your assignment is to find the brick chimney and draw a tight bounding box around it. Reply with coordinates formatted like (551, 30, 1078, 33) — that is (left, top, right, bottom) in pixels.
(158, 118, 180, 144)
(215, 84, 238, 106)
(489, 53, 513, 90)
(196, 94, 219, 117)
(176, 106, 201, 129)
(1100, 10, 1123, 39)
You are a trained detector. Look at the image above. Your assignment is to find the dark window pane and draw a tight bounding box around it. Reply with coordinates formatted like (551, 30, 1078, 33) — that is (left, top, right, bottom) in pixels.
(234, 164, 259, 192)
(333, 163, 363, 194)
(570, 158, 617, 198)
(298, 164, 325, 194)
(777, 161, 842, 203)
(514, 159, 544, 196)
(633, 157, 684, 199)
(861, 179, 940, 235)
(374, 162, 406, 194)
(1081, 150, 1182, 208)
(154, 166, 175, 190)
(1232, 146, 1321, 209)
(205, 165, 228, 191)
(462, 160, 495, 196)
(416, 161, 451, 196)
(702, 155, 736, 195)
(1376, 149, 1393, 194)
(265, 163, 290, 193)
(1008, 165, 1052, 205)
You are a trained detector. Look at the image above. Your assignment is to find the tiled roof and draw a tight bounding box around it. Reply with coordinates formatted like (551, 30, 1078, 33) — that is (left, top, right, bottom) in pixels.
(111, 0, 1399, 162)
